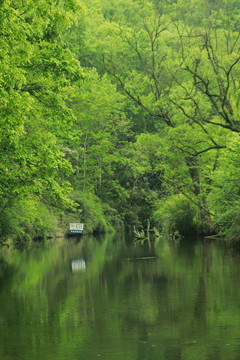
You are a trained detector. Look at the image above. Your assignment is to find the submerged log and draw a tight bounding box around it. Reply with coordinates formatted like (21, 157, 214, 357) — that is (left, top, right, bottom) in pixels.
(125, 256, 157, 261)
(204, 233, 225, 240)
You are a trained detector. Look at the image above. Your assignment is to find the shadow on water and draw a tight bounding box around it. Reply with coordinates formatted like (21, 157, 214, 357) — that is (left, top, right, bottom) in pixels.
(0, 232, 240, 360)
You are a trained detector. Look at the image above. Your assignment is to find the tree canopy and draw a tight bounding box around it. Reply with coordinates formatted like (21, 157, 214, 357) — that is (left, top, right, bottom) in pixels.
(1, 0, 240, 244)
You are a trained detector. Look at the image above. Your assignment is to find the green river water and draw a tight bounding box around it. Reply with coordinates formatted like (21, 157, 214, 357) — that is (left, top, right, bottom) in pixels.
(0, 233, 240, 360)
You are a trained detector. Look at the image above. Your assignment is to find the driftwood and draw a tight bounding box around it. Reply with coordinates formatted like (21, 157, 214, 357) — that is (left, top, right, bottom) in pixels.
(133, 226, 146, 239)
(125, 256, 157, 261)
(204, 233, 225, 240)
(133, 223, 164, 241)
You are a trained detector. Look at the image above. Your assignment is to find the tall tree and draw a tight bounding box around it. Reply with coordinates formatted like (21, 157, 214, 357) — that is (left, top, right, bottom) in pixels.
(0, 0, 83, 211)
(82, 0, 240, 233)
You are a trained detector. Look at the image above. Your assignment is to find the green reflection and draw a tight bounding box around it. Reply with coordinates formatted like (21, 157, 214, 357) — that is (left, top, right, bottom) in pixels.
(0, 235, 240, 360)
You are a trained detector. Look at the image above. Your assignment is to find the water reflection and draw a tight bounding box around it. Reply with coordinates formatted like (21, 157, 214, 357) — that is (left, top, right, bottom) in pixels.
(0, 234, 240, 360)
(71, 258, 86, 273)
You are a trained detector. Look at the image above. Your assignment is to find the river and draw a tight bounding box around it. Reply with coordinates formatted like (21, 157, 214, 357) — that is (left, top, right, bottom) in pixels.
(0, 233, 240, 360)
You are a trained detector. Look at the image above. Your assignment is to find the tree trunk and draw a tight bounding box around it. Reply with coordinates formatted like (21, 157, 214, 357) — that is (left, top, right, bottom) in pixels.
(82, 135, 87, 193)
(186, 156, 214, 235)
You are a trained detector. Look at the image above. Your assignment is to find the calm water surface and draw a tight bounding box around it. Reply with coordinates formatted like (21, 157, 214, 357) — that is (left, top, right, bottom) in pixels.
(0, 233, 240, 360)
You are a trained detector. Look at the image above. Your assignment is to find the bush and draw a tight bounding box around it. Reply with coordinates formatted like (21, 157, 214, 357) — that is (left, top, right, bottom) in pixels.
(218, 208, 240, 247)
(0, 198, 59, 246)
(70, 191, 123, 234)
(153, 194, 200, 237)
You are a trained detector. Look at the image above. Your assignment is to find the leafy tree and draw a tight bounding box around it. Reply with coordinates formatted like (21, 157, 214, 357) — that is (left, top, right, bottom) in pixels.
(0, 0, 83, 210)
(2, 0, 240, 241)
(0, 0, 85, 242)
(82, 0, 240, 235)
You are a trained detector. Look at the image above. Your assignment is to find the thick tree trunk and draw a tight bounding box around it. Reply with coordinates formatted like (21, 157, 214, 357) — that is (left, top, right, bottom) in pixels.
(82, 135, 87, 193)
(199, 200, 213, 235)
(186, 157, 214, 235)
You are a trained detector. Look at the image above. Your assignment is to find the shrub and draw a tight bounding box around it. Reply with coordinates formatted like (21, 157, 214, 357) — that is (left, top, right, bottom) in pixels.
(70, 191, 122, 234)
(0, 198, 59, 246)
(153, 194, 200, 237)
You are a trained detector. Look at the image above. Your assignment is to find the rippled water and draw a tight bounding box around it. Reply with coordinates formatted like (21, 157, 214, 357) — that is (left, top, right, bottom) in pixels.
(0, 233, 240, 360)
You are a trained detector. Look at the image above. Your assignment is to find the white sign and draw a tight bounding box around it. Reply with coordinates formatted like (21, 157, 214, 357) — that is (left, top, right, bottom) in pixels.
(70, 223, 84, 231)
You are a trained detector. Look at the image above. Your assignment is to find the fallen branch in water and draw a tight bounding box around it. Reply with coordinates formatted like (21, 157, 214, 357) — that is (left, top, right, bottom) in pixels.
(204, 233, 225, 240)
(125, 256, 157, 261)
(133, 226, 146, 239)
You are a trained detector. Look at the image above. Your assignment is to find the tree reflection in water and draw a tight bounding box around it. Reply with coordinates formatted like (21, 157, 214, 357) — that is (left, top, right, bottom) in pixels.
(0, 234, 239, 360)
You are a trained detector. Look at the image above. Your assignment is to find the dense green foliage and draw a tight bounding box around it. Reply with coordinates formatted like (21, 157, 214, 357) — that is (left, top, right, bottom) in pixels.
(1, 0, 240, 244)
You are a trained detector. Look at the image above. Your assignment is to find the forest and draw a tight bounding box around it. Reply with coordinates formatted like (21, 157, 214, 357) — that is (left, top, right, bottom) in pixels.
(1, 0, 240, 246)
